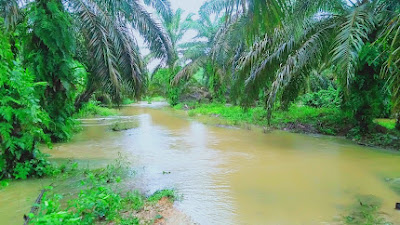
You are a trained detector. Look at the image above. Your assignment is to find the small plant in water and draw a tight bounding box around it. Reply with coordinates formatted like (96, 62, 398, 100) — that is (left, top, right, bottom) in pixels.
(343, 195, 390, 225)
(147, 189, 177, 203)
(110, 120, 138, 132)
(27, 158, 177, 225)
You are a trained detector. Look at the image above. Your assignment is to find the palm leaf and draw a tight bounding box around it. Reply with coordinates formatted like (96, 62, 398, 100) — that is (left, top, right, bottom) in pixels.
(331, 5, 375, 89)
(172, 57, 207, 85)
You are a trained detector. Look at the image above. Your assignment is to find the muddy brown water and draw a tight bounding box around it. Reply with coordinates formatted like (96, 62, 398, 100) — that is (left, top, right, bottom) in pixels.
(1, 103, 400, 225)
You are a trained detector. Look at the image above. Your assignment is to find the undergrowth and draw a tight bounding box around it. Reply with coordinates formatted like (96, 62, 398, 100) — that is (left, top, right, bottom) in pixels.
(76, 101, 119, 118)
(27, 159, 177, 225)
(177, 103, 351, 133)
(343, 196, 390, 225)
(175, 103, 400, 150)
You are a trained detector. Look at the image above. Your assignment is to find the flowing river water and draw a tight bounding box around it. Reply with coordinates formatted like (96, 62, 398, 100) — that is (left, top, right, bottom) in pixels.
(1, 103, 400, 224)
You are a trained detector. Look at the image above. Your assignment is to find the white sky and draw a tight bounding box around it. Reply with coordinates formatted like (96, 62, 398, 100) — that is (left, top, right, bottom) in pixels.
(140, 0, 207, 71)
(169, 0, 207, 14)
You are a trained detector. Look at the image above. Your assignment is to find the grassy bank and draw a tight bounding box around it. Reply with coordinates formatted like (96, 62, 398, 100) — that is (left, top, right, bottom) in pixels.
(75, 101, 120, 118)
(343, 195, 391, 225)
(174, 103, 400, 150)
(25, 160, 179, 225)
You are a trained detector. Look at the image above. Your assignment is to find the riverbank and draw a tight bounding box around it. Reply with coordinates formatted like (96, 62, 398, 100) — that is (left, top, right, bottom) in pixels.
(4, 102, 400, 224)
(173, 102, 400, 151)
(0, 103, 194, 225)
(22, 159, 194, 225)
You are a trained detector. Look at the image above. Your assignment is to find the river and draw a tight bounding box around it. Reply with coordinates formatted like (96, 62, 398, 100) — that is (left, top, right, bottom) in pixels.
(1, 103, 400, 224)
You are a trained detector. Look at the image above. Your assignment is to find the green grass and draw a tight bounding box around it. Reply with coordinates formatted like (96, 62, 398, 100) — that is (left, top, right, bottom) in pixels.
(150, 96, 165, 102)
(181, 103, 351, 135)
(374, 119, 396, 130)
(343, 196, 390, 225)
(176, 102, 400, 150)
(189, 103, 263, 124)
(147, 189, 177, 202)
(144, 96, 166, 104)
(76, 101, 119, 118)
(122, 98, 136, 105)
(110, 121, 139, 131)
(27, 161, 177, 225)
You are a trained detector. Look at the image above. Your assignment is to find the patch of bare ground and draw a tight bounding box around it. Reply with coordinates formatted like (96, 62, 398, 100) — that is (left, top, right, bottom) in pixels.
(114, 197, 196, 225)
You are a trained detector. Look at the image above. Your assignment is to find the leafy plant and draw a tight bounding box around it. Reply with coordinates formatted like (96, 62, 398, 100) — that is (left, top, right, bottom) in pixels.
(0, 20, 53, 179)
(76, 101, 118, 118)
(23, 0, 81, 142)
(147, 189, 177, 203)
(299, 87, 340, 108)
(29, 161, 176, 225)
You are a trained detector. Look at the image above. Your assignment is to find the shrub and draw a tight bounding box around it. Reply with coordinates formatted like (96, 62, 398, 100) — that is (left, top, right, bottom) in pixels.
(0, 23, 52, 179)
(24, 0, 82, 142)
(76, 101, 118, 118)
(299, 86, 340, 108)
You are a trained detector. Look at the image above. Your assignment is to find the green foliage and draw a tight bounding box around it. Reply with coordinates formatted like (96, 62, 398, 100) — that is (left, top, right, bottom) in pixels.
(181, 103, 353, 135)
(186, 103, 349, 130)
(31, 186, 123, 224)
(299, 87, 340, 108)
(30, 161, 128, 224)
(374, 119, 397, 130)
(122, 98, 136, 105)
(124, 191, 144, 210)
(120, 217, 140, 225)
(188, 103, 263, 125)
(29, 161, 175, 225)
(149, 68, 182, 105)
(12, 153, 55, 179)
(110, 121, 139, 132)
(343, 196, 389, 225)
(24, 0, 81, 142)
(342, 44, 391, 133)
(0, 22, 54, 179)
(147, 189, 177, 203)
(208, 66, 226, 103)
(178, 102, 400, 149)
(76, 101, 118, 118)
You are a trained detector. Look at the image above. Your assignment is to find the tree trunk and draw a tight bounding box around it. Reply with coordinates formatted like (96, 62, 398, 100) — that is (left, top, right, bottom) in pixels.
(396, 113, 400, 131)
(74, 87, 95, 110)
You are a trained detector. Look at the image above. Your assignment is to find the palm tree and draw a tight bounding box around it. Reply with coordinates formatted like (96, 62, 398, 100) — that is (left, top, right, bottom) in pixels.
(381, 5, 400, 129)
(146, 7, 193, 104)
(172, 0, 290, 102)
(0, 0, 175, 141)
(172, 9, 239, 101)
(220, 0, 400, 124)
(69, 0, 175, 106)
(149, 8, 193, 74)
(0, 0, 175, 107)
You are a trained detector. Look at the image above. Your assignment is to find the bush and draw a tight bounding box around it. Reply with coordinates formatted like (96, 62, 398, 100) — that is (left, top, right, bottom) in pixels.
(342, 44, 391, 132)
(299, 87, 340, 108)
(24, 0, 83, 142)
(76, 101, 118, 118)
(0, 24, 53, 179)
(29, 161, 175, 225)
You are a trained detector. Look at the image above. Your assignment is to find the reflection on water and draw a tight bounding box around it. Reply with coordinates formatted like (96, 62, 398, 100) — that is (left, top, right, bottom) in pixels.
(1, 104, 400, 224)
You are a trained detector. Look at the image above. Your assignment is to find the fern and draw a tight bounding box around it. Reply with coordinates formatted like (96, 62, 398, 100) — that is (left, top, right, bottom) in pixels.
(0, 18, 51, 179)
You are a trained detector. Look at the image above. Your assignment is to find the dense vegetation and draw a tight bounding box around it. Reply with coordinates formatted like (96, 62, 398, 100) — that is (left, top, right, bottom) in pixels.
(147, 0, 400, 149)
(0, 0, 172, 179)
(25, 160, 177, 224)
(0, 0, 400, 223)
(0, 0, 399, 178)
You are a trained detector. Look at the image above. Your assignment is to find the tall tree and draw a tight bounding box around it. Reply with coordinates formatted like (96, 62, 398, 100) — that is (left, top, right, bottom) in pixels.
(381, 6, 400, 129)
(1, 0, 175, 108)
(148, 8, 193, 105)
(0, 18, 51, 178)
(24, 0, 79, 141)
(172, 11, 230, 101)
(228, 0, 399, 125)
